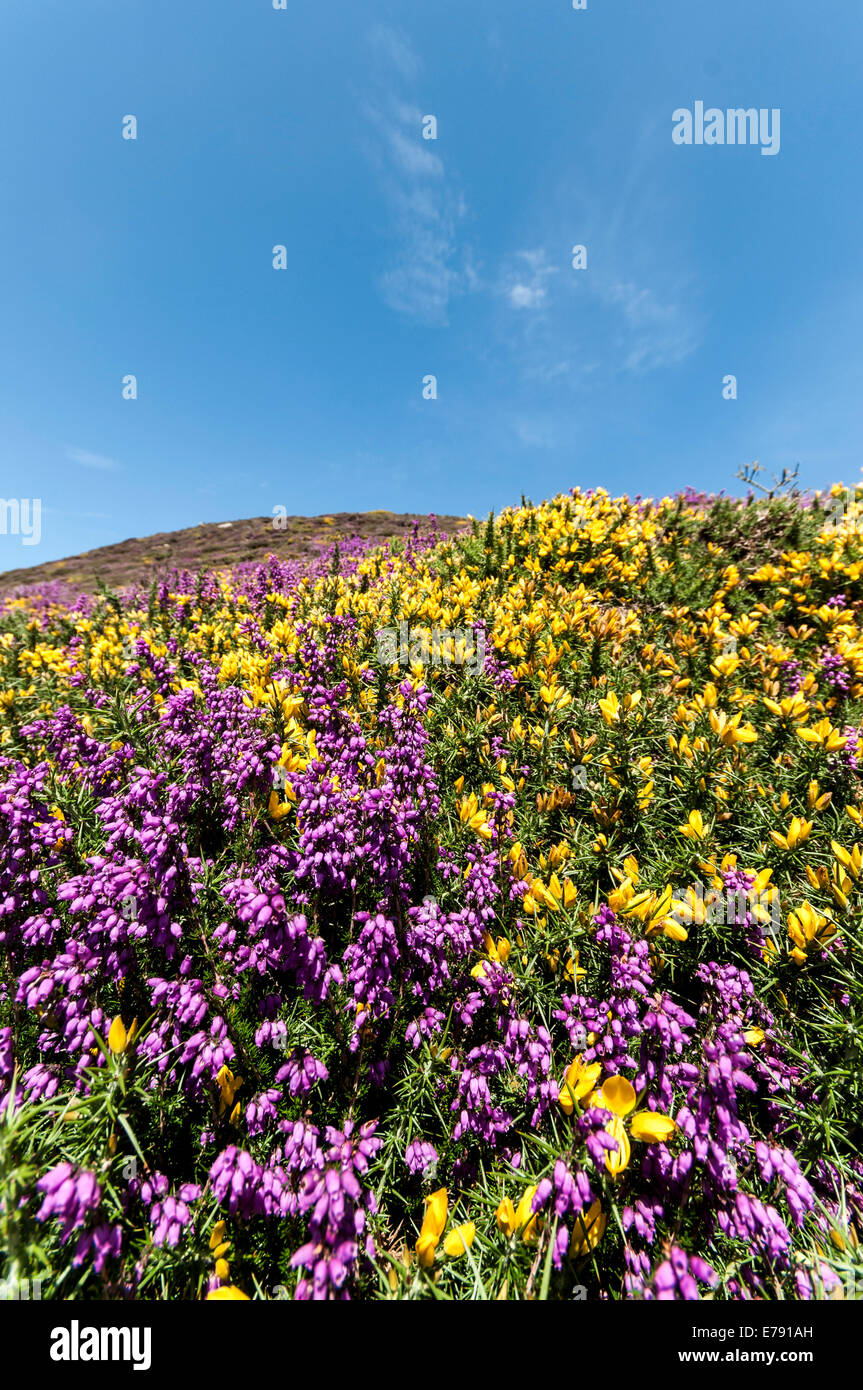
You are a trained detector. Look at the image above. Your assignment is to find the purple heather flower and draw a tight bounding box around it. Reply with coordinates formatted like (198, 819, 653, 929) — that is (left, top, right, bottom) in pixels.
(645, 1246, 717, 1300)
(276, 1050, 328, 1098)
(405, 1139, 439, 1175)
(209, 1147, 265, 1218)
(36, 1163, 101, 1240)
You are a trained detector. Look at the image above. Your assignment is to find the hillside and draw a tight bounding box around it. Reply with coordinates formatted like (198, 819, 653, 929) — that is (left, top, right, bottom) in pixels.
(1, 484, 862, 1305)
(0, 509, 466, 595)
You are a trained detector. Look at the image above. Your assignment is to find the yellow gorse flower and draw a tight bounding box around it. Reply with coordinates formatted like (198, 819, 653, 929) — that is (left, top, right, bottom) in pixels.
(472, 931, 512, 980)
(496, 1196, 517, 1236)
(769, 817, 812, 851)
(495, 1185, 542, 1243)
(806, 781, 832, 812)
(569, 1200, 607, 1257)
(209, 1220, 230, 1258)
(832, 840, 863, 880)
(482, 931, 511, 963)
(267, 786, 295, 821)
(458, 793, 493, 840)
(797, 718, 847, 752)
(415, 1187, 448, 1267)
(107, 1016, 137, 1054)
(709, 708, 758, 746)
(762, 693, 809, 723)
(787, 901, 837, 965)
(559, 1054, 602, 1115)
(443, 1222, 476, 1257)
(216, 1064, 243, 1116)
(530, 872, 577, 911)
(590, 1075, 676, 1176)
(598, 690, 620, 725)
(678, 809, 707, 841)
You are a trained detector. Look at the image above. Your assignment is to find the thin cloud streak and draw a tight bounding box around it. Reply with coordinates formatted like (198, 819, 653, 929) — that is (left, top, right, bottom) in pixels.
(363, 26, 477, 326)
(66, 448, 119, 471)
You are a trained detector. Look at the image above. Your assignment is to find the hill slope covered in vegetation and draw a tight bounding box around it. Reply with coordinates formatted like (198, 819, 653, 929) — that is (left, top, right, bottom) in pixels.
(1, 485, 862, 1301)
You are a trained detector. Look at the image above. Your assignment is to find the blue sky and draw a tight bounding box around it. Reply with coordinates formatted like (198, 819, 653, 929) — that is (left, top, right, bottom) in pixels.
(1, 0, 861, 570)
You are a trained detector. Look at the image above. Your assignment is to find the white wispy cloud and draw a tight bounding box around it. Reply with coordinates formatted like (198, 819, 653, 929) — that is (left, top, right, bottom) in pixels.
(601, 278, 699, 373)
(576, 123, 702, 374)
(509, 283, 546, 310)
(503, 249, 558, 311)
(66, 447, 119, 471)
(363, 27, 477, 326)
(495, 115, 702, 383)
(368, 24, 420, 81)
(514, 417, 558, 448)
(499, 242, 698, 380)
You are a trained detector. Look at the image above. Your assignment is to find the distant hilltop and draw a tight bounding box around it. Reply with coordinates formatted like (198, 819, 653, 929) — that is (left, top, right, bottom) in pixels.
(0, 510, 466, 596)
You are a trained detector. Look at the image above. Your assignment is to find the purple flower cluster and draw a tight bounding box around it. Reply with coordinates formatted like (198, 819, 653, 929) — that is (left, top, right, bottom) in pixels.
(35, 1162, 122, 1274)
(780, 658, 803, 695)
(405, 1139, 438, 1175)
(139, 1173, 201, 1247)
(644, 1247, 718, 1300)
(820, 647, 851, 696)
(36, 1163, 101, 1239)
(291, 1121, 381, 1300)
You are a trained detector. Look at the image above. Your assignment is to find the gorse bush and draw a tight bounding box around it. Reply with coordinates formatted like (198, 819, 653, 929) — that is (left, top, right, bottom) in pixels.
(2, 486, 863, 1301)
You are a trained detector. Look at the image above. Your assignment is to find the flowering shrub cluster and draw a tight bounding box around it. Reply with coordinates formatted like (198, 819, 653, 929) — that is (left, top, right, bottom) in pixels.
(2, 489, 863, 1300)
